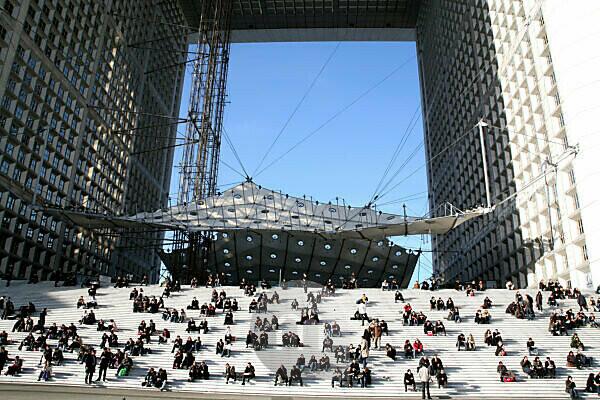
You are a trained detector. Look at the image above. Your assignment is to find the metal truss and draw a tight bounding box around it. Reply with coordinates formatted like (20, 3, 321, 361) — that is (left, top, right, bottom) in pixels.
(171, 0, 233, 283)
(179, 0, 232, 204)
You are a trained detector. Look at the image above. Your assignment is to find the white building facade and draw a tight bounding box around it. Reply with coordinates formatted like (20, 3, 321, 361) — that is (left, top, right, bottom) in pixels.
(418, 0, 600, 289)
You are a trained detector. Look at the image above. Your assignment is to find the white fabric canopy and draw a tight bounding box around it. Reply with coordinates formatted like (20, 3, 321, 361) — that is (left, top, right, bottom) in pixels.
(43, 182, 491, 239)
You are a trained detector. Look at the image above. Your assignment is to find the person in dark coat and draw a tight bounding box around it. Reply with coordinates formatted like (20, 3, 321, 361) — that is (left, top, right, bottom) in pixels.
(404, 369, 416, 392)
(274, 364, 288, 386)
(0, 346, 9, 373)
(242, 362, 255, 385)
(82, 349, 97, 384)
(577, 293, 588, 312)
(96, 349, 111, 381)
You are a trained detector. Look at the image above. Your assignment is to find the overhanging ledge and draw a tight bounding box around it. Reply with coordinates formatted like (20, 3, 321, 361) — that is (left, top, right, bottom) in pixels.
(227, 28, 417, 43)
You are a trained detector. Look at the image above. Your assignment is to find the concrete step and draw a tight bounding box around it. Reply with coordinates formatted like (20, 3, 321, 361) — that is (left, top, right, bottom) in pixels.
(0, 281, 598, 398)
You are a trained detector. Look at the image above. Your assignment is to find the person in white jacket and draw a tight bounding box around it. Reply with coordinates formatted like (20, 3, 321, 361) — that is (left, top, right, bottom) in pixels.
(357, 303, 368, 326)
(418, 365, 432, 400)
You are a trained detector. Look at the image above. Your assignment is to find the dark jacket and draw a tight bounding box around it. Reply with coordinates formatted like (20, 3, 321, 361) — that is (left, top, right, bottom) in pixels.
(83, 354, 97, 371)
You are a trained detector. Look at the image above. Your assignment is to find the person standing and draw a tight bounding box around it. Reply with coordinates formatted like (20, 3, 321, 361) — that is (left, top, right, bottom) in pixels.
(5, 266, 12, 287)
(360, 344, 369, 368)
(37, 360, 52, 381)
(419, 365, 432, 400)
(96, 349, 111, 382)
(82, 349, 97, 385)
(38, 308, 47, 330)
(373, 323, 382, 349)
(577, 293, 588, 312)
(0, 347, 9, 373)
(535, 291, 543, 311)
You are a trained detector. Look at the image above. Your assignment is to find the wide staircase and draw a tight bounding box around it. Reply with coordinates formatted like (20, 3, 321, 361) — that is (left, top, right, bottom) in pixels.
(0, 280, 599, 399)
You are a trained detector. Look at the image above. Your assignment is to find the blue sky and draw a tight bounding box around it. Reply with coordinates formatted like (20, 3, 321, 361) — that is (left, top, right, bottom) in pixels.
(171, 41, 434, 283)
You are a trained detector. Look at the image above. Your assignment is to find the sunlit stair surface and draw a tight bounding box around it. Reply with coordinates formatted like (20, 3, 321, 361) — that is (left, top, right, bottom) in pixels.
(0, 280, 599, 398)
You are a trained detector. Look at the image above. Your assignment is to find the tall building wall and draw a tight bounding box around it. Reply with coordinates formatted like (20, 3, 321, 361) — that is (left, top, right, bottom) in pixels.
(0, 0, 187, 283)
(418, 0, 598, 289)
(539, 0, 600, 289)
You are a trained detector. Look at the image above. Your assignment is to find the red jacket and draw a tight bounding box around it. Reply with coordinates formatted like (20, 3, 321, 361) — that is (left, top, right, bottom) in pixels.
(413, 341, 423, 352)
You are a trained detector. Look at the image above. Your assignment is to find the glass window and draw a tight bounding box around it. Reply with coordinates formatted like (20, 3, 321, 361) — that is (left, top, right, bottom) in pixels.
(0, 160, 9, 175)
(14, 105, 24, 119)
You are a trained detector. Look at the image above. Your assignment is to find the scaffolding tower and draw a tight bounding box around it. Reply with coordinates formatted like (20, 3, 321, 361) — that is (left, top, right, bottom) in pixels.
(169, 0, 232, 283)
